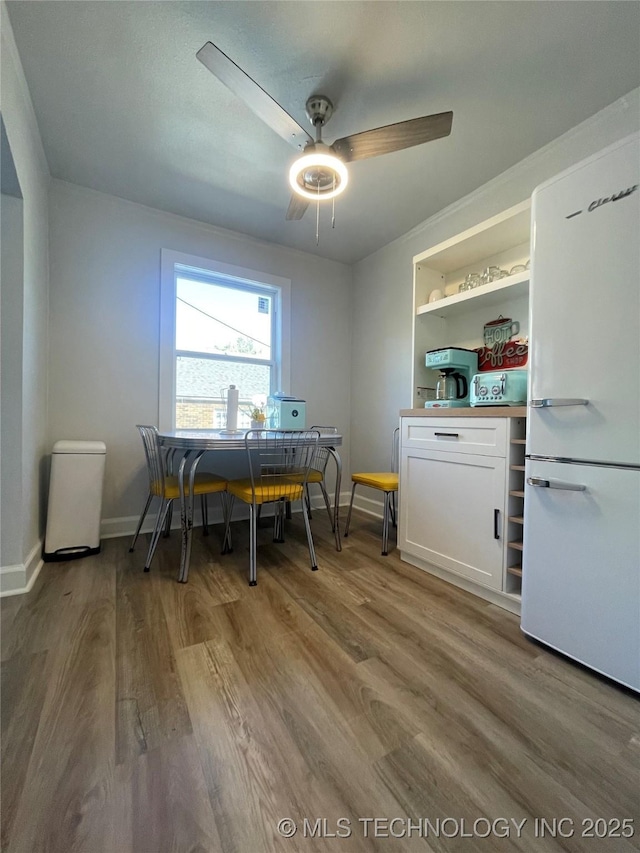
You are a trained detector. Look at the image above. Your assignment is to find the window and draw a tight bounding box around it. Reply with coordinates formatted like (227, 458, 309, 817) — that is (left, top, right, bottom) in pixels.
(160, 250, 290, 430)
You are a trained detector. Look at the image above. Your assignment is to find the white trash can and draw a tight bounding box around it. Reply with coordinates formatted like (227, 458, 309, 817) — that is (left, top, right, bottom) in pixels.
(43, 440, 106, 561)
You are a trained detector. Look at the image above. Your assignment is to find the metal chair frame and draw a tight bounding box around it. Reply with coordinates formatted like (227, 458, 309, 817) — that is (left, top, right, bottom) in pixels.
(344, 427, 400, 555)
(224, 429, 320, 586)
(304, 425, 342, 549)
(129, 425, 228, 572)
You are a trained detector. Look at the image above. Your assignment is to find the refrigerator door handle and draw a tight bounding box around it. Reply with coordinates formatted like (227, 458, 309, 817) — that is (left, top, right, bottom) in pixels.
(527, 476, 587, 492)
(530, 398, 589, 408)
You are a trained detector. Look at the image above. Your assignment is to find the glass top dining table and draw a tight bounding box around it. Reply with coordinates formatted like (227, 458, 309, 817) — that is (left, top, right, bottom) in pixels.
(157, 429, 343, 582)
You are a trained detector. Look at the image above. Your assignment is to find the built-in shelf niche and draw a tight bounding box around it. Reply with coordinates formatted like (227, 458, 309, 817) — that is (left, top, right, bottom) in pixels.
(411, 199, 531, 409)
(505, 420, 527, 596)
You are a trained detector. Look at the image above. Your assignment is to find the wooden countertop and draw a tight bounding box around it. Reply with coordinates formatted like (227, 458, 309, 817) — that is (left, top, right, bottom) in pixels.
(400, 406, 527, 418)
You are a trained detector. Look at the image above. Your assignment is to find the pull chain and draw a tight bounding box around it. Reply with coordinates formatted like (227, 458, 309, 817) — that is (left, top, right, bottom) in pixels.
(316, 180, 320, 245)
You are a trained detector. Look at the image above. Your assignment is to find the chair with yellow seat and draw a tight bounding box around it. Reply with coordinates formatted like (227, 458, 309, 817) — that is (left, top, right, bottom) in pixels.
(344, 427, 400, 555)
(302, 425, 341, 550)
(129, 425, 229, 573)
(223, 429, 320, 586)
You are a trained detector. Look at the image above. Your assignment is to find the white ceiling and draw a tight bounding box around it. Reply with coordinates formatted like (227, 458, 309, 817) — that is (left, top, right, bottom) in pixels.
(6, 1, 640, 264)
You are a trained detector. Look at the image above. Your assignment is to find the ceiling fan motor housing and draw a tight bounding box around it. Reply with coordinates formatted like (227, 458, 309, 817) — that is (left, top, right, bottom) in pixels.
(305, 95, 334, 129)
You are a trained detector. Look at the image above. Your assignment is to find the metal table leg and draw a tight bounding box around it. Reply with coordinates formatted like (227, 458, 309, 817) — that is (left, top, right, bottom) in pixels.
(327, 447, 342, 552)
(177, 448, 206, 583)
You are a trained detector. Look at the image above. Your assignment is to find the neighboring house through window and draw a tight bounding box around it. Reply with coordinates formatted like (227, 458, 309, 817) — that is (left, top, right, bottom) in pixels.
(159, 250, 291, 430)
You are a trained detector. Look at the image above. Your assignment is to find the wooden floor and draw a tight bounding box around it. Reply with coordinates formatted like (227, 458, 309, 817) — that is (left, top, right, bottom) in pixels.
(2, 510, 639, 853)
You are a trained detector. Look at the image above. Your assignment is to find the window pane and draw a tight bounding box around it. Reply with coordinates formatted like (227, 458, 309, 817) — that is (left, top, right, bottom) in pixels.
(176, 278, 272, 360)
(175, 355, 271, 429)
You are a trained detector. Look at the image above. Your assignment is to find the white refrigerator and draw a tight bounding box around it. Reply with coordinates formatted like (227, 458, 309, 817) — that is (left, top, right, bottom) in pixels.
(522, 133, 640, 692)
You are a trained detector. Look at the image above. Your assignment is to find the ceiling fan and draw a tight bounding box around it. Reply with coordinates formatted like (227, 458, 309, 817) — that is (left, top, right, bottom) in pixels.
(196, 41, 453, 222)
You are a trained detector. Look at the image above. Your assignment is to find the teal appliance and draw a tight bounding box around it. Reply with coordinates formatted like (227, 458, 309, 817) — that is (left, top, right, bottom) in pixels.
(268, 394, 306, 429)
(424, 347, 478, 408)
(470, 369, 528, 406)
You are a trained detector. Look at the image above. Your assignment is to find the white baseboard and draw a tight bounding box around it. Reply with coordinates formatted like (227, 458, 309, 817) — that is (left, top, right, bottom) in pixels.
(101, 504, 240, 540)
(0, 541, 44, 597)
(349, 492, 387, 520)
(0, 491, 376, 595)
(101, 490, 356, 540)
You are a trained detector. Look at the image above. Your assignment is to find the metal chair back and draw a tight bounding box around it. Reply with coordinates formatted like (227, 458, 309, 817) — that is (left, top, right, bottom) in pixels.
(136, 425, 166, 498)
(309, 425, 339, 476)
(391, 426, 400, 474)
(245, 429, 320, 503)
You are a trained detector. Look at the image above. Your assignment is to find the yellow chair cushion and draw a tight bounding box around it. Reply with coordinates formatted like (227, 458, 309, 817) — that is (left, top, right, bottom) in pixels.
(284, 468, 323, 484)
(227, 476, 304, 505)
(160, 473, 227, 500)
(352, 472, 399, 491)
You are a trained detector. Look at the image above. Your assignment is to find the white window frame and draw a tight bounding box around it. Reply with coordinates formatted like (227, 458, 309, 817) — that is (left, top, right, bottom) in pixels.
(159, 249, 291, 431)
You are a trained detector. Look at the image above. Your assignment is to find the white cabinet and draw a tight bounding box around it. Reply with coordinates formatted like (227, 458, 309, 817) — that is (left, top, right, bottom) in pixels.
(411, 200, 531, 408)
(400, 447, 506, 590)
(399, 415, 526, 612)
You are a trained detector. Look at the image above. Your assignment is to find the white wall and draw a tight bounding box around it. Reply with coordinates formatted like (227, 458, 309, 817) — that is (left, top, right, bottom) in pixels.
(47, 181, 353, 536)
(0, 2, 50, 594)
(350, 90, 640, 477)
(1, 194, 24, 566)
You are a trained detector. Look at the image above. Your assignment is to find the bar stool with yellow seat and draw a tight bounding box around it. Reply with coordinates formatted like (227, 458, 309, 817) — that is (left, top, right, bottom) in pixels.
(223, 429, 320, 586)
(129, 425, 229, 573)
(344, 427, 399, 555)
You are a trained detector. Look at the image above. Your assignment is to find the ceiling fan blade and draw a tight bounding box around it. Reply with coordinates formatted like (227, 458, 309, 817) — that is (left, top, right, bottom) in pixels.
(196, 42, 312, 150)
(285, 194, 309, 221)
(331, 111, 453, 163)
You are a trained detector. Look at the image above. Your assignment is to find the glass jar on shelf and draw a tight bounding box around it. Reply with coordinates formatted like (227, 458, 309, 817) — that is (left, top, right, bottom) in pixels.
(481, 265, 503, 285)
(468, 272, 482, 289)
(459, 272, 481, 292)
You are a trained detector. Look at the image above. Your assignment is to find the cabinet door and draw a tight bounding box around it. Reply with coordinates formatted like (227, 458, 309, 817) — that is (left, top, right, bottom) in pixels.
(399, 449, 506, 590)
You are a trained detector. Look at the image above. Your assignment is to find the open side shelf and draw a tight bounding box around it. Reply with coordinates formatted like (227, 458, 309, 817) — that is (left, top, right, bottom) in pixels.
(417, 270, 529, 319)
(505, 418, 526, 596)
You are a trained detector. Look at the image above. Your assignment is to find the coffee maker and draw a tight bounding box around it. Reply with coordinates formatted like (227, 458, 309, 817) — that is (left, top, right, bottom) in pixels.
(424, 347, 478, 408)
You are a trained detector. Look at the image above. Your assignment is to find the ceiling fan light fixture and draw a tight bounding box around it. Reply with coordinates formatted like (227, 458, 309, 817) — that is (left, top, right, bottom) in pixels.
(289, 149, 348, 200)
(196, 44, 453, 221)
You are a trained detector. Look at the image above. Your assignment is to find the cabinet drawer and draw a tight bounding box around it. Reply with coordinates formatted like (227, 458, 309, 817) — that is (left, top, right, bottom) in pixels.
(401, 417, 507, 457)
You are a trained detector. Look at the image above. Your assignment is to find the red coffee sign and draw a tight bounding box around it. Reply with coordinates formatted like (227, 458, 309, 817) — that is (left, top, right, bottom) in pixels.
(476, 341, 528, 371)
